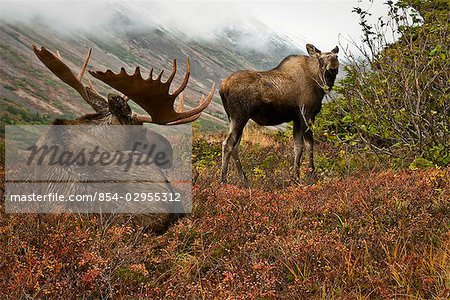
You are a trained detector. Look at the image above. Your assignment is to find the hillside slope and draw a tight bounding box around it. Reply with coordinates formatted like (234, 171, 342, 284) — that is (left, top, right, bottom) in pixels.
(0, 10, 305, 130)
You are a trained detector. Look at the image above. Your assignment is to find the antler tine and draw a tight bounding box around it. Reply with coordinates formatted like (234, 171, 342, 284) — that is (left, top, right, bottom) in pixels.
(177, 93, 184, 112)
(133, 113, 152, 123)
(135, 112, 203, 126)
(77, 48, 92, 81)
(133, 66, 143, 80)
(171, 58, 190, 98)
(32, 45, 108, 113)
(165, 59, 177, 85)
(176, 83, 215, 121)
(32, 45, 88, 101)
(166, 112, 201, 125)
(149, 68, 154, 80)
(156, 69, 164, 81)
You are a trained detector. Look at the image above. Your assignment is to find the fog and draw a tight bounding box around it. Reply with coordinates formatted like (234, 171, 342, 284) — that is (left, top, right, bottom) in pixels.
(0, 1, 394, 52)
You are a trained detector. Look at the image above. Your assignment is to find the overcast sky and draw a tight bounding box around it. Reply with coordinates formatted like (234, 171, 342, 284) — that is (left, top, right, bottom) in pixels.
(0, 1, 394, 53)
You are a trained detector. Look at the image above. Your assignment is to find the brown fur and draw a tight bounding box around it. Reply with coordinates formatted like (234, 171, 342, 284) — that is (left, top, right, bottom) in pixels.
(220, 44, 339, 185)
(32, 45, 209, 234)
(44, 96, 180, 234)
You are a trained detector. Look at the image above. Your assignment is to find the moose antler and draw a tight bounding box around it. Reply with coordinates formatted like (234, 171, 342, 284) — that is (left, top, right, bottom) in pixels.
(89, 59, 215, 124)
(33, 45, 215, 125)
(32, 45, 109, 113)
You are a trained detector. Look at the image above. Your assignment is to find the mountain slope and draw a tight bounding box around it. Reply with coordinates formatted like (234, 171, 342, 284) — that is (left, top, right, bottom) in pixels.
(0, 10, 305, 130)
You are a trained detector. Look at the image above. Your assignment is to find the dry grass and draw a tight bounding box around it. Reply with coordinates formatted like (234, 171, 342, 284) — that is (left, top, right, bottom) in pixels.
(0, 131, 449, 299)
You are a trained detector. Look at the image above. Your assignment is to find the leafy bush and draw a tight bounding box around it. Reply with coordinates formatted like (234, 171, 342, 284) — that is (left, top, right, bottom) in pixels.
(317, 0, 450, 167)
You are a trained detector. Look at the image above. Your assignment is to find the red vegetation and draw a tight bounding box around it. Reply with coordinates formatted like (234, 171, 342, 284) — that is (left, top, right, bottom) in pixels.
(1, 166, 448, 299)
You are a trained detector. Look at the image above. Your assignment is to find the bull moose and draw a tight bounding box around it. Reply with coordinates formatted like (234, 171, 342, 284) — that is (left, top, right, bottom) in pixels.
(220, 44, 339, 186)
(27, 45, 215, 233)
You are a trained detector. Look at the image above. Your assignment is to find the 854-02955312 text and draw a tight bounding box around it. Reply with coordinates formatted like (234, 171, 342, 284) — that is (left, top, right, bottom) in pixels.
(8, 192, 182, 202)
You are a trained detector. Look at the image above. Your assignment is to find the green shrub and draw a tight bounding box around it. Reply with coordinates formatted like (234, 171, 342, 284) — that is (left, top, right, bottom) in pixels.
(316, 0, 449, 167)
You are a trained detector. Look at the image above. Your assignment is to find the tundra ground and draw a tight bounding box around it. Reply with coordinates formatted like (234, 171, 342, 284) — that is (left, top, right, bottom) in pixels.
(0, 129, 449, 299)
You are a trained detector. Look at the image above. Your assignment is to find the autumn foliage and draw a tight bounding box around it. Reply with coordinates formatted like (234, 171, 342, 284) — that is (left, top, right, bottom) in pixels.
(0, 133, 449, 299)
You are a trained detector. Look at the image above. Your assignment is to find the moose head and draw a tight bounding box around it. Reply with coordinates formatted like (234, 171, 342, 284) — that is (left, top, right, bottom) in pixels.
(306, 44, 339, 89)
(26, 45, 216, 233)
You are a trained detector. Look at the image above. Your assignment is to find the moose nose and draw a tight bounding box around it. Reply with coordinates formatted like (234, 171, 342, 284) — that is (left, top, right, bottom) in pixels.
(327, 68, 339, 75)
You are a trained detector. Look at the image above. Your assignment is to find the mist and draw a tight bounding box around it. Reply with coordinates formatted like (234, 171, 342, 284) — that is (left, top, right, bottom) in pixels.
(0, 1, 253, 36)
(0, 1, 395, 53)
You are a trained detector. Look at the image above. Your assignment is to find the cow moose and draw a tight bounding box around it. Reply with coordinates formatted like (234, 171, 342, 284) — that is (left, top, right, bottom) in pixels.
(29, 45, 215, 233)
(220, 44, 339, 186)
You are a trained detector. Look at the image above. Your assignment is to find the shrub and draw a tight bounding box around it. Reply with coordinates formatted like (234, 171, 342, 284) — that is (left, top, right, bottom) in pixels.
(317, 0, 450, 167)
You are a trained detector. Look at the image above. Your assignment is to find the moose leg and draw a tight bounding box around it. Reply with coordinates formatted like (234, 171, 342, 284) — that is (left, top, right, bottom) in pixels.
(231, 135, 248, 187)
(304, 127, 315, 178)
(221, 120, 246, 184)
(293, 119, 305, 181)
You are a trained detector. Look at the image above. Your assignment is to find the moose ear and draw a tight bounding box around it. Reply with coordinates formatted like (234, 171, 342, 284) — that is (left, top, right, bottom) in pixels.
(331, 46, 339, 54)
(306, 44, 321, 56)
